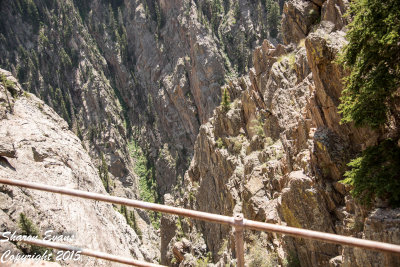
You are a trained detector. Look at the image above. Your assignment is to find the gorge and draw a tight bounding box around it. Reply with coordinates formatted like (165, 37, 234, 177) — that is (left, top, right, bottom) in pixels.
(0, 0, 399, 266)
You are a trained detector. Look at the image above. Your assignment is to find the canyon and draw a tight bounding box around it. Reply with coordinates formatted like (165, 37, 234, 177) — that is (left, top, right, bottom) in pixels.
(0, 0, 399, 266)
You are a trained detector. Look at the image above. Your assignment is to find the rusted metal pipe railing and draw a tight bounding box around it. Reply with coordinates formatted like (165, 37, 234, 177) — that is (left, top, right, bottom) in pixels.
(0, 178, 233, 225)
(1, 177, 400, 267)
(6, 238, 165, 267)
(233, 214, 245, 267)
(243, 219, 400, 254)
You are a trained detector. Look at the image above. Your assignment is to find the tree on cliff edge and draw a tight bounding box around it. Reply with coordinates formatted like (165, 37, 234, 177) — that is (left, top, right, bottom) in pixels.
(221, 87, 231, 112)
(338, 0, 400, 129)
(339, 0, 400, 207)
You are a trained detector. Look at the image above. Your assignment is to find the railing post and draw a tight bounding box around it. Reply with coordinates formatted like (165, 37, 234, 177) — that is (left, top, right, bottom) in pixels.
(233, 213, 245, 267)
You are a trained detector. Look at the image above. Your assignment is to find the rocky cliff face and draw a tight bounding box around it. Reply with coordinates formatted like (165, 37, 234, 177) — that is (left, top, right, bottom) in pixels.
(0, 69, 158, 265)
(164, 0, 400, 266)
(1, 0, 399, 266)
(0, 0, 285, 264)
(0, 0, 279, 201)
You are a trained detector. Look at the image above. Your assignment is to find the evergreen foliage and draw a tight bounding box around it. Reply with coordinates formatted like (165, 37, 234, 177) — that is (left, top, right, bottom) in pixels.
(1, 73, 16, 112)
(0, 73, 15, 92)
(99, 152, 111, 192)
(16, 0, 41, 30)
(19, 213, 40, 237)
(120, 205, 142, 239)
(338, 0, 400, 207)
(341, 140, 400, 206)
(220, 87, 231, 112)
(128, 140, 161, 228)
(210, 0, 223, 33)
(267, 0, 280, 38)
(338, 0, 400, 128)
(19, 213, 52, 257)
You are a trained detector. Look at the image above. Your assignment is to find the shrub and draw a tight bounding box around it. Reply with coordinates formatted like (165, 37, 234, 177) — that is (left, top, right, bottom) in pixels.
(0, 74, 15, 91)
(247, 242, 278, 267)
(19, 213, 52, 257)
(341, 139, 400, 206)
(284, 251, 301, 267)
(0, 74, 14, 112)
(232, 138, 242, 154)
(196, 252, 212, 267)
(216, 137, 225, 149)
(250, 118, 265, 138)
(277, 53, 295, 69)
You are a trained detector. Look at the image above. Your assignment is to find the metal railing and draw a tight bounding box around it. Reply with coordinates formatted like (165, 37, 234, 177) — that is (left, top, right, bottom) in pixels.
(1, 177, 400, 267)
(7, 238, 164, 267)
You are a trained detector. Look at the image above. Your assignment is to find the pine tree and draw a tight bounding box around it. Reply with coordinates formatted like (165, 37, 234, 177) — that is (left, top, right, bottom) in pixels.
(339, 0, 400, 207)
(221, 87, 231, 112)
(338, 0, 400, 128)
(268, 1, 280, 38)
(100, 153, 110, 192)
(19, 213, 51, 256)
(19, 213, 40, 236)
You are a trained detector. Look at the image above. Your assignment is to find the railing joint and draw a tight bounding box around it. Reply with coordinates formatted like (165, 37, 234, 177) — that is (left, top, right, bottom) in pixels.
(233, 213, 245, 267)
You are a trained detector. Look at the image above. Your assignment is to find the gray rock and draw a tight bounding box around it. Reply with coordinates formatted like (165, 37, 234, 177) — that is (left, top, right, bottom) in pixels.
(0, 71, 158, 266)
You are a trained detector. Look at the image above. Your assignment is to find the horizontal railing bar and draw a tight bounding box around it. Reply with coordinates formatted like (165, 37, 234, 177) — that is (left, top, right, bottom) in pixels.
(244, 220, 400, 254)
(1, 178, 400, 255)
(0, 178, 233, 225)
(14, 238, 165, 267)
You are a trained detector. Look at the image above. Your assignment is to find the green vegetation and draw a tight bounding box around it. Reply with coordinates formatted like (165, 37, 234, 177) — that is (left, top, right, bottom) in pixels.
(216, 137, 225, 149)
(175, 216, 185, 240)
(283, 251, 301, 267)
(267, 0, 281, 38)
(246, 239, 278, 267)
(0, 73, 16, 92)
(19, 213, 53, 257)
(217, 238, 228, 256)
(297, 38, 306, 48)
(341, 140, 400, 206)
(265, 137, 274, 146)
(16, 0, 41, 30)
(99, 152, 111, 192)
(277, 53, 296, 69)
(53, 87, 71, 126)
(231, 30, 250, 74)
(338, 0, 400, 128)
(196, 251, 212, 267)
(128, 140, 161, 228)
(220, 87, 231, 112)
(338, 0, 400, 207)
(251, 117, 265, 138)
(1, 73, 15, 112)
(231, 136, 243, 154)
(120, 205, 142, 239)
(19, 213, 40, 237)
(211, 0, 223, 33)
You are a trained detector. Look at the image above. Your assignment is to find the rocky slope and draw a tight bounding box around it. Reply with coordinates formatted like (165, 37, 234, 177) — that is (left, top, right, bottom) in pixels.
(1, 0, 400, 266)
(0, 0, 286, 264)
(0, 69, 158, 265)
(162, 0, 400, 266)
(0, 0, 282, 202)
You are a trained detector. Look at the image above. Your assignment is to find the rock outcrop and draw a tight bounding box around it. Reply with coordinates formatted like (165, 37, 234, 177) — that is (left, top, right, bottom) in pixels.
(0, 69, 159, 265)
(166, 1, 400, 266)
(1, 0, 399, 266)
(0, 0, 280, 202)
